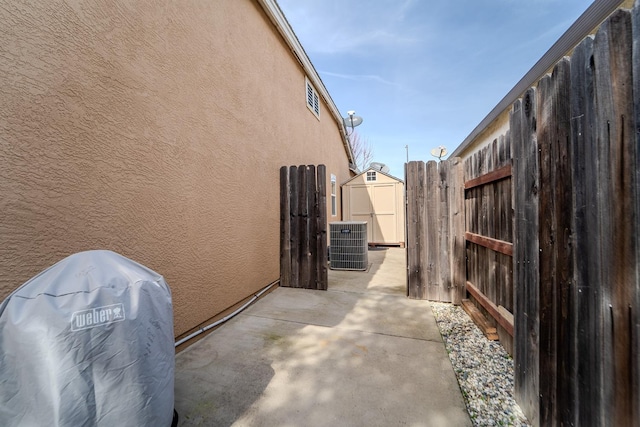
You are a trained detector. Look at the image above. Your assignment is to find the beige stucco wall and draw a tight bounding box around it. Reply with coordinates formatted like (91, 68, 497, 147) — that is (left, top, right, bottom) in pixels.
(0, 0, 352, 338)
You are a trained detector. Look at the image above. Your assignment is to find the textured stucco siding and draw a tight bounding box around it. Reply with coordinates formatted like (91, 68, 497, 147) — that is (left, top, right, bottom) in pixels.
(0, 0, 352, 337)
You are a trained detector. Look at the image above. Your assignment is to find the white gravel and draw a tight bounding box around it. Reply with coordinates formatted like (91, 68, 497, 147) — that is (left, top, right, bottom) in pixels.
(430, 302, 531, 427)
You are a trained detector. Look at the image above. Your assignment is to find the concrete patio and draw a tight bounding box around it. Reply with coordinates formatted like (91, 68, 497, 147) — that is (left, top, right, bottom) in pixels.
(174, 248, 471, 426)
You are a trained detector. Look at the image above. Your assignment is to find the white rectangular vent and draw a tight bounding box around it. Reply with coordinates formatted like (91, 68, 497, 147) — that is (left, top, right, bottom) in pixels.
(329, 221, 368, 271)
(306, 77, 320, 118)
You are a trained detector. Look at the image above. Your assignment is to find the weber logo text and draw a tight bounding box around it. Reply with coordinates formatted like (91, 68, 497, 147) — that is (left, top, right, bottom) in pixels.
(71, 303, 125, 331)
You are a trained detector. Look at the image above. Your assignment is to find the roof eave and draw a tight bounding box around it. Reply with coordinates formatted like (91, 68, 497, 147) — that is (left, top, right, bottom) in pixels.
(257, 0, 356, 166)
(341, 166, 404, 186)
(450, 0, 625, 158)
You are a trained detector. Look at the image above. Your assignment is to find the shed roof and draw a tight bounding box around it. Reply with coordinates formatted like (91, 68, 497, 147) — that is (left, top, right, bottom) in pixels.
(341, 166, 404, 186)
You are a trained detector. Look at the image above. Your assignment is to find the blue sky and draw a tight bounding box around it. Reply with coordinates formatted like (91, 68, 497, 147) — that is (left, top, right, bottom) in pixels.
(277, 0, 594, 176)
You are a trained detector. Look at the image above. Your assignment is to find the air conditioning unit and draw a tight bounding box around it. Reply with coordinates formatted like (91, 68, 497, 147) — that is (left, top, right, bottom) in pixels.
(329, 221, 368, 270)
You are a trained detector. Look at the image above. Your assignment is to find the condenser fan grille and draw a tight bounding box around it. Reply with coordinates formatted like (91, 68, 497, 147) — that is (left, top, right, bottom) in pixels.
(329, 221, 368, 271)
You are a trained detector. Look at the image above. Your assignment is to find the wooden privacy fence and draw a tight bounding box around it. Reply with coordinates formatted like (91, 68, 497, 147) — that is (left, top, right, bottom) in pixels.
(511, 7, 639, 426)
(405, 159, 465, 303)
(464, 138, 514, 349)
(280, 165, 328, 290)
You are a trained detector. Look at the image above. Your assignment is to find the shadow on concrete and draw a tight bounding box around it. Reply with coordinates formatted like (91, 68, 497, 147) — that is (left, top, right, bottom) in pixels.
(174, 248, 470, 426)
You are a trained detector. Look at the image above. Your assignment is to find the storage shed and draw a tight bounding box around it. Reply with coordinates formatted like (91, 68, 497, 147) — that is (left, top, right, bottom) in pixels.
(341, 167, 405, 247)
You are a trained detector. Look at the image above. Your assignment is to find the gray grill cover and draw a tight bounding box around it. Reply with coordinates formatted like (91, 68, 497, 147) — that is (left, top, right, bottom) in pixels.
(0, 250, 175, 426)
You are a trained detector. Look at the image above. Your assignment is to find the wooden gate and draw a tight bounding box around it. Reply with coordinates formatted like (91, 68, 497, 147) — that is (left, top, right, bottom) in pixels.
(405, 159, 465, 303)
(279, 165, 328, 290)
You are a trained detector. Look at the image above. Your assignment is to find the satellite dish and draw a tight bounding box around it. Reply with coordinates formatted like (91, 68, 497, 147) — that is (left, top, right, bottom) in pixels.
(430, 146, 448, 160)
(370, 162, 391, 174)
(343, 115, 363, 128)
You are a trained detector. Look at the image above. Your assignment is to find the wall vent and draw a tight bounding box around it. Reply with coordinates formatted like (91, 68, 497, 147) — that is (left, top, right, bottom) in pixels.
(329, 221, 368, 271)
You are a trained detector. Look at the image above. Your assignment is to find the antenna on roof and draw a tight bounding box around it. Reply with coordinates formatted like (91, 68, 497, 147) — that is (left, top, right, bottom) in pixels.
(430, 146, 448, 161)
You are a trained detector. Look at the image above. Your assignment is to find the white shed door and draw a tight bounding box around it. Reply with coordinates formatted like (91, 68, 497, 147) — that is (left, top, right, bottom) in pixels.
(349, 184, 397, 243)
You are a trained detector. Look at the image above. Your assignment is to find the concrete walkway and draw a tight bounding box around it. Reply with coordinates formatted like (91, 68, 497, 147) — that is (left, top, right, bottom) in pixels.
(174, 248, 471, 426)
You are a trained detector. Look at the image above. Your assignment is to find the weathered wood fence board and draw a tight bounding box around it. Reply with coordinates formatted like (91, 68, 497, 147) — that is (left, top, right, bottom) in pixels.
(569, 33, 602, 427)
(406, 161, 425, 298)
(280, 166, 292, 288)
(280, 164, 328, 290)
(315, 166, 328, 290)
(632, 3, 640, 420)
(405, 159, 464, 303)
(512, 88, 540, 425)
(593, 9, 637, 426)
(537, 57, 573, 426)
